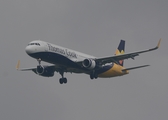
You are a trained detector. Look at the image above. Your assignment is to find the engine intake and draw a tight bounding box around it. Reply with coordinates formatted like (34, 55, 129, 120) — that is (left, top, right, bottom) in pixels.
(82, 59, 96, 69)
(36, 65, 44, 74)
(35, 65, 54, 77)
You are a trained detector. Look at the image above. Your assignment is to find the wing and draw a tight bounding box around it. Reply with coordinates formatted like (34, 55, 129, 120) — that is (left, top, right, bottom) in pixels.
(16, 60, 86, 74)
(16, 60, 35, 71)
(16, 60, 61, 72)
(95, 39, 161, 65)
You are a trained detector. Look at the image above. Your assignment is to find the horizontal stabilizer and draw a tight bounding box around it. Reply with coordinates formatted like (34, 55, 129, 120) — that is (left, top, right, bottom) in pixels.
(122, 65, 150, 72)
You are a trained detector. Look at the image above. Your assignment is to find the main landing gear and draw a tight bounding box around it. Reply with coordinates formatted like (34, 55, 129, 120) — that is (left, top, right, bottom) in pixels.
(90, 70, 98, 80)
(59, 71, 67, 84)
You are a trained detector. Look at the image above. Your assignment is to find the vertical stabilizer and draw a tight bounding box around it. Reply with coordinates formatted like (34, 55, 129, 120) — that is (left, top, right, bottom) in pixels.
(115, 40, 125, 66)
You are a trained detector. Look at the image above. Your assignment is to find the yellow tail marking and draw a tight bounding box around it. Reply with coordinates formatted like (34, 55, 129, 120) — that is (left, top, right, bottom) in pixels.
(16, 60, 20, 70)
(98, 63, 128, 77)
(115, 49, 125, 55)
(120, 50, 124, 54)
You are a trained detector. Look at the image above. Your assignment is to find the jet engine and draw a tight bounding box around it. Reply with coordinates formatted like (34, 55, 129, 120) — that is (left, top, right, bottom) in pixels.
(82, 59, 96, 69)
(35, 65, 54, 77)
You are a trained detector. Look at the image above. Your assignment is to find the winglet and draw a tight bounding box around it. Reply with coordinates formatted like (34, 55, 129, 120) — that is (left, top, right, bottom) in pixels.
(16, 60, 20, 70)
(157, 38, 161, 48)
(148, 38, 161, 51)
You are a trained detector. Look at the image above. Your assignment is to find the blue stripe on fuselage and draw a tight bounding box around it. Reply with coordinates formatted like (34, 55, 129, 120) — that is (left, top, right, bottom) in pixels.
(28, 52, 80, 69)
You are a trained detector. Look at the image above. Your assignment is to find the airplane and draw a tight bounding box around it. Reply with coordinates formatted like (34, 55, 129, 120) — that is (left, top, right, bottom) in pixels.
(16, 39, 161, 84)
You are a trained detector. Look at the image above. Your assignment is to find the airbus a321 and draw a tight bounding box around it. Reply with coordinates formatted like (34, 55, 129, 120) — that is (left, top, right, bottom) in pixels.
(16, 39, 161, 84)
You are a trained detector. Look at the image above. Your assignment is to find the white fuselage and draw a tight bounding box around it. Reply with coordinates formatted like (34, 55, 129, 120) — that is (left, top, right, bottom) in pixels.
(25, 40, 95, 63)
(24, 40, 129, 80)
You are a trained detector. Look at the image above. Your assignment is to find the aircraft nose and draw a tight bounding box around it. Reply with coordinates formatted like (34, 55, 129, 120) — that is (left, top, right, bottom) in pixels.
(25, 46, 34, 54)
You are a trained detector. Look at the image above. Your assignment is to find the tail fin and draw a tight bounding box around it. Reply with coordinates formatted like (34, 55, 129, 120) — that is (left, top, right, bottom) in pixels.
(115, 40, 125, 66)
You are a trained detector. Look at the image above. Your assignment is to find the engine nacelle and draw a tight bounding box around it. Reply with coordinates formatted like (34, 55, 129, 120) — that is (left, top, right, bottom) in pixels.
(82, 59, 96, 69)
(35, 65, 54, 77)
(36, 65, 44, 74)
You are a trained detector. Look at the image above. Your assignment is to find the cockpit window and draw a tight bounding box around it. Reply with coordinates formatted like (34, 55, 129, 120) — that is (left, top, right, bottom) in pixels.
(28, 43, 40, 46)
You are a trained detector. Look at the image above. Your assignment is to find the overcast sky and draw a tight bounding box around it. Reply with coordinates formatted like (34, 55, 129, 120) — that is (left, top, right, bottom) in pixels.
(0, 0, 168, 120)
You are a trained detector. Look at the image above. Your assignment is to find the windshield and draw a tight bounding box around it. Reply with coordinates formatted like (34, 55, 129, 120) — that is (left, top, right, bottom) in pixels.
(28, 43, 40, 46)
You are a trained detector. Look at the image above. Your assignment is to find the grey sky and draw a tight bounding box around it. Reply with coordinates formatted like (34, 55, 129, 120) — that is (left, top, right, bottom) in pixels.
(0, 0, 168, 120)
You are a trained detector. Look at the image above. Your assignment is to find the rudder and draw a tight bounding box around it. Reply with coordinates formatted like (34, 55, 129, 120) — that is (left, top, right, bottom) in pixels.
(115, 40, 125, 66)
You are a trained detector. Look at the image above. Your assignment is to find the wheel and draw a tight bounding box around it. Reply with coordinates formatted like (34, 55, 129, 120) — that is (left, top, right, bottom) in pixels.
(64, 78, 67, 84)
(59, 78, 63, 84)
(94, 74, 98, 79)
(90, 74, 94, 79)
(90, 71, 98, 79)
(59, 78, 67, 84)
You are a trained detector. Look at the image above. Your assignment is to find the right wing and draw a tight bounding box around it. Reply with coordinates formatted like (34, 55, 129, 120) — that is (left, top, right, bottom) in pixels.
(95, 39, 161, 65)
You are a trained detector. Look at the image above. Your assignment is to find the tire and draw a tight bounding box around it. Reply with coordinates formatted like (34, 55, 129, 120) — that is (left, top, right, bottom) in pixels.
(64, 78, 67, 84)
(90, 74, 94, 79)
(59, 78, 63, 84)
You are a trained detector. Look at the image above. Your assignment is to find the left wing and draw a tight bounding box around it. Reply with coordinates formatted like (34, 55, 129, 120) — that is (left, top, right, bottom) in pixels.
(95, 39, 161, 65)
(16, 60, 86, 74)
(16, 60, 56, 72)
(16, 60, 36, 71)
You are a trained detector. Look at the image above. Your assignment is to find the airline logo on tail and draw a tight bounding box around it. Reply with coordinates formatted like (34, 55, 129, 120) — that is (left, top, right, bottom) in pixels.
(115, 40, 125, 66)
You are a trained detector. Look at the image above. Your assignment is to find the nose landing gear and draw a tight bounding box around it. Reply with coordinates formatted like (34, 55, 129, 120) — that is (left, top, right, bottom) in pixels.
(37, 58, 41, 65)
